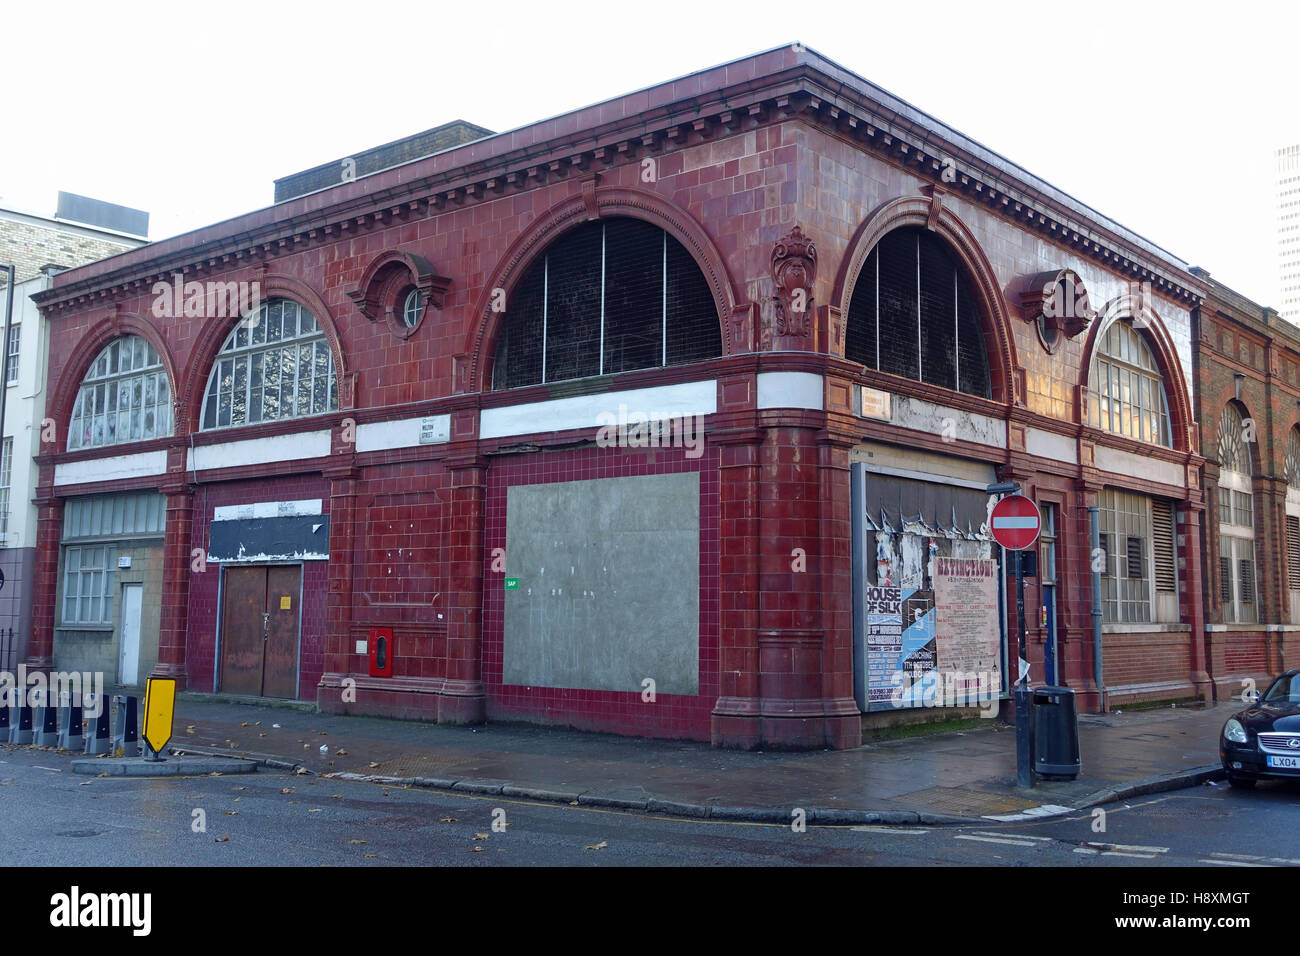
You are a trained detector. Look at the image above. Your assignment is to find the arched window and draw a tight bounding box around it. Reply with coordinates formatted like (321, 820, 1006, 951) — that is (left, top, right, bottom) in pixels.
(201, 299, 337, 430)
(1086, 320, 1172, 446)
(1217, 403, 1256, 623)
(491, 217, 720, 390)
(68, 335, 172, 451)
(844, 226, 991, 398)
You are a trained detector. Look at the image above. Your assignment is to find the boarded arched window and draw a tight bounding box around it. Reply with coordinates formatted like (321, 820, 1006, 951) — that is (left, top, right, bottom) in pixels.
(1217, 403, 1256, 623)
(844, 226, 991, 398)
(200, 299, 337, 430)
(68, 335, 172, 451)
(491, 217, 720, 390)
(1086, 320, 1172, 446)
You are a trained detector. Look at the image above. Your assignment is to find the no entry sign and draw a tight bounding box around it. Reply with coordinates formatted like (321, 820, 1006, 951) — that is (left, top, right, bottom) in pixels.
(990, 494, 1041, 551)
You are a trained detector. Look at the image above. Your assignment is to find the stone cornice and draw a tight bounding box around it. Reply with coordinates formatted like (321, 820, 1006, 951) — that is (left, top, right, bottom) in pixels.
(34, 49, 1207, 315)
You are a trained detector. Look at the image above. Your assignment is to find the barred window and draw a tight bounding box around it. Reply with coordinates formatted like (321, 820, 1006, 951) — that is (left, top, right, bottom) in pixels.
(1099, 488, 1154, 623)
(62, 545, 115, 625)
(68, 335, 172, 451)
(1221, 534, 1257, 623)
(1087, 320, 1172, 446)
(201, 299, 337, 430)
(1287, 515, 1300, 590)
(1152, 500, 1176, 592)
(491, 217, 720, 390)
(1218, 404, 1250, 474)
(845, 227, 991, 398)
(1286, 428, 1300, 488)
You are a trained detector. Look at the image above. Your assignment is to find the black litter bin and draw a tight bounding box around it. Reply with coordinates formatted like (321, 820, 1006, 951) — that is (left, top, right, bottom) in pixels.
(1032, 685, 1080, 779)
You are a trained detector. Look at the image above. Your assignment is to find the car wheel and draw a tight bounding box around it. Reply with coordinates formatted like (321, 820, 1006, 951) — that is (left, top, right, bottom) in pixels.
(1226, 773, 1256, 789)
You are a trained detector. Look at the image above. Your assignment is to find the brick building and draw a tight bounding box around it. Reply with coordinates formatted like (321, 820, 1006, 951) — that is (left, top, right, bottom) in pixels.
(1191, 267, 1300, 698)
(28, 46, 1223, 749)
(0, 197, 147, 674)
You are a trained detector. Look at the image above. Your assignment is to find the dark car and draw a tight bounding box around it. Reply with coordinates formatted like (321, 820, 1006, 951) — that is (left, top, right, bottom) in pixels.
(1220, 670, 1300, 788)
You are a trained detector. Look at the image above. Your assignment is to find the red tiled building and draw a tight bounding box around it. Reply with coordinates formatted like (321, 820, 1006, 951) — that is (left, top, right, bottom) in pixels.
(29, 46, 1225, 750)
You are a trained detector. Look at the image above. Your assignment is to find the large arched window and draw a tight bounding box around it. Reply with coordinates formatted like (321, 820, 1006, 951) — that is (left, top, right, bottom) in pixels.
(68, 335, 172, 451)
(1217, 403, 1256, 623)
(844, 226, 991, 398)
(491, 217, 720, 390)
(1086, 320, 1172, 446)
(201, 299, 337, 430)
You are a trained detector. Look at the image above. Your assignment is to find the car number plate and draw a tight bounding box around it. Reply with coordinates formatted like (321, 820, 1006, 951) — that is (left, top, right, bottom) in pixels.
(1267, 755, 1300, 769)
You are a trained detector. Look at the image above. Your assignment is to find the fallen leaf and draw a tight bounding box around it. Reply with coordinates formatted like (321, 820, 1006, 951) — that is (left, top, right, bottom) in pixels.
(440, 817, 456, 823)
(369, 762, 380, 769)
(473, 833, 490, 841)
(234, 797, 241, 802)
(279, 788, 294, 794)
(233, 786, 246, 791)
(318, 732, 328, 736)
(585, 841, 607, 851)
(79, 781, 93, 786)
(335, 749, 348, 756)
(331, 794, 343, 800)
(364, 853, 377, 858)
(308, 808, 323, 813)
(259, 733, 267, 738)
(185, 726, 195, 735)
(295, 767, 309, 775)
(272, 724, 281, 728)
(215, 835, 229, 843)
(471, 846, 482, 853)
(210, 771, 223, 777)
(569, 801, 579, 806)
(95, 772, 110, 778)
(348, 839, 367, 845)
(223, 810, 239, 816)
(240, 722, 251, 727)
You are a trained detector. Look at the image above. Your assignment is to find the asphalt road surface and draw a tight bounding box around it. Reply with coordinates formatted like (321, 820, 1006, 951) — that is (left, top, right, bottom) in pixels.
(2, 745, 1297, 867)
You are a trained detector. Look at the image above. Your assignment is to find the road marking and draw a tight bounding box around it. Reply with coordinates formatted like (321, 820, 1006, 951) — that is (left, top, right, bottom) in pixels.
(1073, 847, 1100, 855)
(1201, 859, 1268, 867)
(955, 835, 1040, 848)
(971, 830, 1052, 841)
(983, 804, 1074, 822)
(851, 826, 927, 834)
(1209, 852, 1300, 865)
(1084, 842, 1168, 855)
(32, 766, 63, 772)
(1102, 851, 1159, 859)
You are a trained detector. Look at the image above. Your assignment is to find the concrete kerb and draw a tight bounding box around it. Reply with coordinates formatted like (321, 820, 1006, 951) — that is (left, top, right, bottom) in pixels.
(164, 744, 1224, 827)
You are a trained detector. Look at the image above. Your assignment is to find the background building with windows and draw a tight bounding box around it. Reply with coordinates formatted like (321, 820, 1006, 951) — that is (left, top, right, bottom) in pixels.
(28, 47, 1227, 748)
(0, 196, 147, 673)
(1191, 266, 1300, 699)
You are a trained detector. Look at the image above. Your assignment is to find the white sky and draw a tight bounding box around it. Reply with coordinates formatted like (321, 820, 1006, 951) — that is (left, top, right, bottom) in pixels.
(2, 0, 1296, 308)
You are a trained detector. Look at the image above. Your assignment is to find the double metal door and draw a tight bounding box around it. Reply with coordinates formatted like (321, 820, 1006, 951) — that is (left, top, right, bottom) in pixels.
(219, 565, 301, 699)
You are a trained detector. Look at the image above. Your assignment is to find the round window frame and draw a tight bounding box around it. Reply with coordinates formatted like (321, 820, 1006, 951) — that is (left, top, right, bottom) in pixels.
(402, 287, 424, 330)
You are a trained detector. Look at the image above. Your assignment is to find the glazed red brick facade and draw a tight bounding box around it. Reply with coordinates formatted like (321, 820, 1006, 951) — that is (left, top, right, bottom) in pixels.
(27, 46, 1250, 749)
(1193, 268, 1300, 699)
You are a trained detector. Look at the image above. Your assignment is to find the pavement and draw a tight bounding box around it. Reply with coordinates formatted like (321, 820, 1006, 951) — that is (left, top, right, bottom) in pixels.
(79, 691, 1239, 825)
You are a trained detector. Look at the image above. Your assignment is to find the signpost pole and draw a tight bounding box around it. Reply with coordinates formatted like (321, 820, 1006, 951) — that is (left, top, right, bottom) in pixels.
(1014, 547, 1033, 788)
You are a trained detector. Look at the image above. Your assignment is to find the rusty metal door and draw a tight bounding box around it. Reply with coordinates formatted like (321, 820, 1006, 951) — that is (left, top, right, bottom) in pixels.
(219, 565, 303, 698)
(219, 567, 269, 696)
(263, 566, 301, 699)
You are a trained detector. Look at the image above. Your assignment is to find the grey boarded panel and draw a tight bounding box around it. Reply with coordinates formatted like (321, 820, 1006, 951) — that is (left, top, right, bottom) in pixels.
(504, 472, 699, 695)
(208, 515, 330, 562)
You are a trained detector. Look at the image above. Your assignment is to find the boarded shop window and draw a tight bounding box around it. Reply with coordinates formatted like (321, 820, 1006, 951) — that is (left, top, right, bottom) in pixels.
(845, 227, 991, 398)
(490, 217, 720, 390)
(62, 545, 115, 625)
(1152, 500, 1176, 592)
(1288, 515, 1300, 590)
(1086, 321, 1172, 447)
(201, 299, 337, 430)
(68, 335, 172, 451)
(1098, 488, 1154, 623)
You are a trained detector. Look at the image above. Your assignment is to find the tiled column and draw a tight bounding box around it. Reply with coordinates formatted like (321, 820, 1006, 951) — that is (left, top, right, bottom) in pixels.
(440, 457, 487, 724)
(151, 483, 193, 689)
(711, 434, 761, 748)
(318, 469, 357, 710)
(26, 494, 63, 672)
(1181, 502, 1213, 702)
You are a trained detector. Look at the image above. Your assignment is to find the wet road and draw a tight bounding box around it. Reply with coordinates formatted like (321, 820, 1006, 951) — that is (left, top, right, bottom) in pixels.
(3, 745, 1297, 867)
